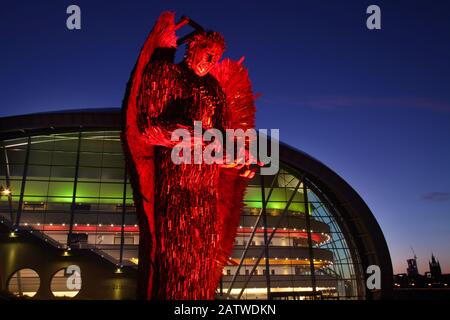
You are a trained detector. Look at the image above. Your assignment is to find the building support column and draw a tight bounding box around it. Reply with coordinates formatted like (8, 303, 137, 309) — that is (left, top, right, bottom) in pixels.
(14, 136, 31, 229)
(261, 174, 272, 299)
(2, 145, 14, 223)
(68, 132, 82, 248)
(119, 163, 128, 268)
(303, 179, 317, 298)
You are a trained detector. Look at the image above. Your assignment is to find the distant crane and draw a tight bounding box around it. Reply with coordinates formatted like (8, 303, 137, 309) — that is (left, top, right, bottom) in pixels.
(407, 246, 419, 276)
(410, 246, 417, 261)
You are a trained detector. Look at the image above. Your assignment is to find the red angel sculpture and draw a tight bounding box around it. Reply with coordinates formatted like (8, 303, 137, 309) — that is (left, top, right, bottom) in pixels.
(122, 12, 256, 299)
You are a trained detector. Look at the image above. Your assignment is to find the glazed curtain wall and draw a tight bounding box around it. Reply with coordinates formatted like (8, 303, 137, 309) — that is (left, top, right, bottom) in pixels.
(0, 131, 365, 299)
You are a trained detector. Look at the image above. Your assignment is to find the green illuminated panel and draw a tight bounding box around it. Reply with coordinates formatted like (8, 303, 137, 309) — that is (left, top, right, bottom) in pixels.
(244, 187, 310, 213)
(48, 181, 74, 197)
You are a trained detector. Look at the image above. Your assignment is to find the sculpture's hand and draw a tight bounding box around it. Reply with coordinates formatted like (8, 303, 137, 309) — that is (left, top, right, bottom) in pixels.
(220, 147, 264, 179)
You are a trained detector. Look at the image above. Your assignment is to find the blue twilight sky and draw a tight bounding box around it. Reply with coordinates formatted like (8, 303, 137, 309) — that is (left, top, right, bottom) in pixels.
(1, 0, 449, 274)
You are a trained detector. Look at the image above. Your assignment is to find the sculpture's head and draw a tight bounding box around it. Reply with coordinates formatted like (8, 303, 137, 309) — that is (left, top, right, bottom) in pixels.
(185, 31, 225, 77)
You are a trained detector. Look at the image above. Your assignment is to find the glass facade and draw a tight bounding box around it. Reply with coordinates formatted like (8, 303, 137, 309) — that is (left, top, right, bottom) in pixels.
(0, 130, 365, 299)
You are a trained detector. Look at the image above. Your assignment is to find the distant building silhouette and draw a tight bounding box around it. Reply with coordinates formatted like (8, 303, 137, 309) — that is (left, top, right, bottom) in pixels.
(407, 258, 419, 277)
(428, 254, 442, 280)
(394, 252, 450, 294)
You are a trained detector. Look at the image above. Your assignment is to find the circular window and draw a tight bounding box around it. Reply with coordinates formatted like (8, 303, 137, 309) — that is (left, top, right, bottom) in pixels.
(50, 267, 82, 298)
(8, 268, 40, 298)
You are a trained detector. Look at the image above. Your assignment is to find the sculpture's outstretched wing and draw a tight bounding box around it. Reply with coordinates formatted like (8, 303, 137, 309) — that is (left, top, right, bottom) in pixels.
(210, 57, 256, 130)
(210, 58, 258, 283)
(123, 11, 177, 152)
(121, 11, 177, 300)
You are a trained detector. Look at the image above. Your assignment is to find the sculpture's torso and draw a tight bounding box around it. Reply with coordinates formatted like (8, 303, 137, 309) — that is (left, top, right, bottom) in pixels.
(138, 61, 227, 299)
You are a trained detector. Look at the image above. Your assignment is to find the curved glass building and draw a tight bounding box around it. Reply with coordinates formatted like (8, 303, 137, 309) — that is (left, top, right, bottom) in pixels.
(0, 109, 393, 300)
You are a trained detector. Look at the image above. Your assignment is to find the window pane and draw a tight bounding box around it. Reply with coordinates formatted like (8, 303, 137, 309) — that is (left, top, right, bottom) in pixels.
(101, 168, 124, 181)
(52, 152, 77, 166)
(50, 166, 76, 181)
(101, 154, 124, 168)
(53, 134, 80, 151)
(28, 150, 53, 165)
(76, 182, 100, 198)
(79, 153, 103, 167)
(48, 181, 74, 198)
(79, 166, 101, 181)
(24, 181, 49, 196)
(27, 165, 51, 180)
(100, 183, 123, 199)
